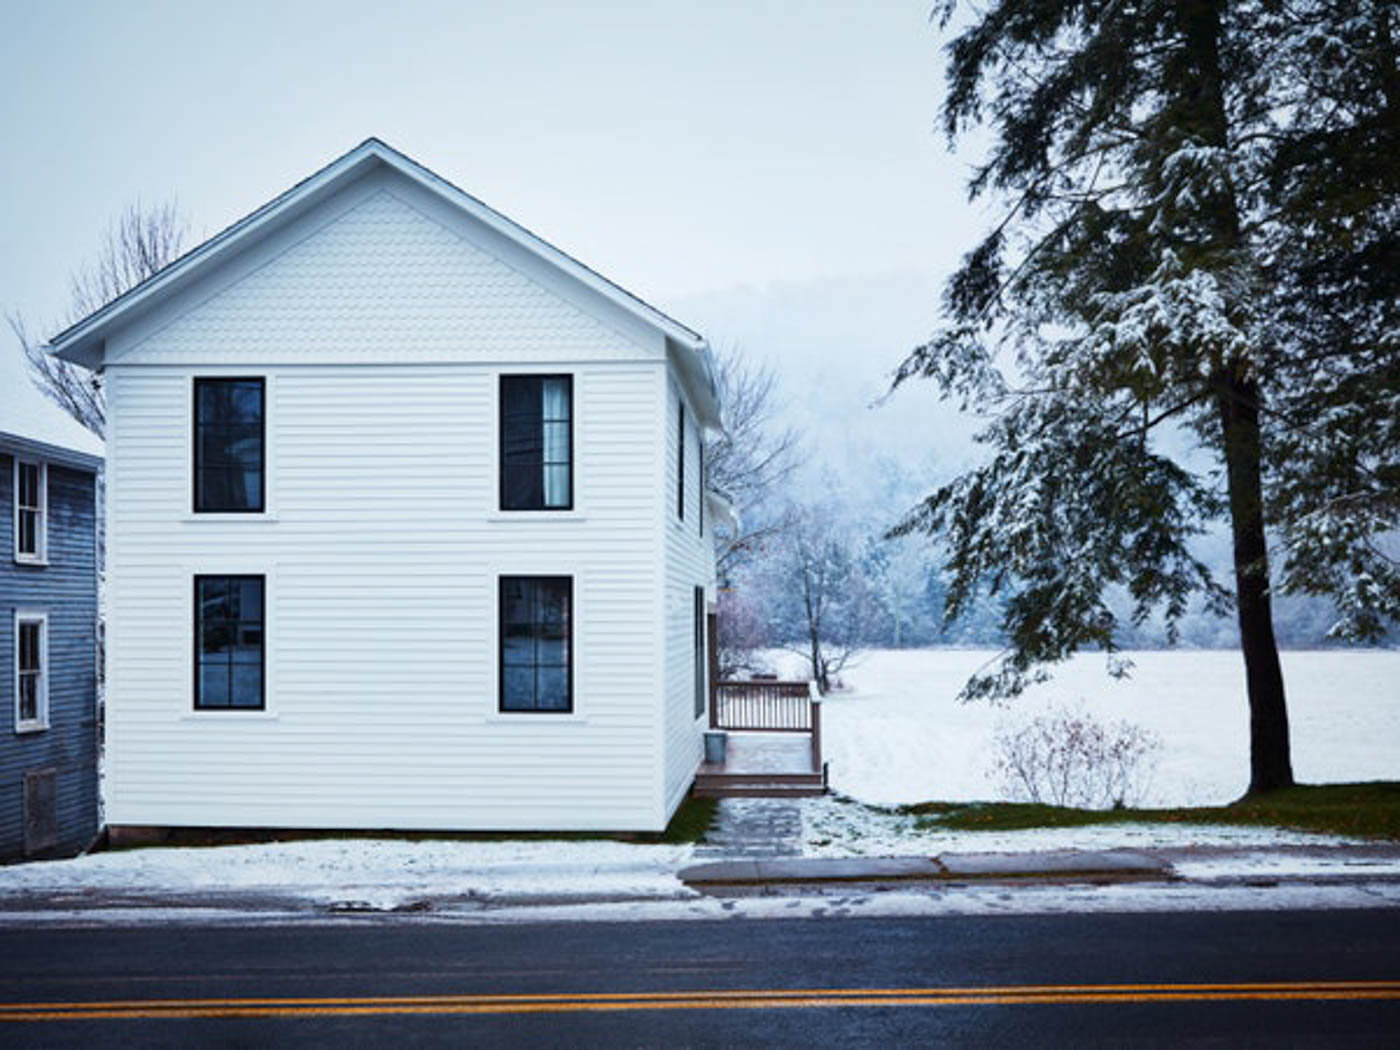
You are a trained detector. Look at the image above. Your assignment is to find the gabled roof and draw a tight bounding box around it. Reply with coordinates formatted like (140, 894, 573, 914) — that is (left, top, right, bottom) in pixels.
(47, 138, 719, 424)
(0, 345, 103, 469)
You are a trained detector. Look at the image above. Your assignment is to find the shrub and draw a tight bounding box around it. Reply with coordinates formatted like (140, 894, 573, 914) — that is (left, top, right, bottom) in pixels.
(989, 703, 1162, 810)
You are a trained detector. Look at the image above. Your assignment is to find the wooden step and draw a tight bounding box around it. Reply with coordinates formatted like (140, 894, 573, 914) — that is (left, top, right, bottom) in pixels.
(694, 771, 822, 787)
(692, 775, 826, 799)
(693, 783, 826, 799)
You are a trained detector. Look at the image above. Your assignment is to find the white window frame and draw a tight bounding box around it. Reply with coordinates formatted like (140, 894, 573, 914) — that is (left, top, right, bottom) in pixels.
(13, 458, 47, 564)
(14, 610, 49, 733)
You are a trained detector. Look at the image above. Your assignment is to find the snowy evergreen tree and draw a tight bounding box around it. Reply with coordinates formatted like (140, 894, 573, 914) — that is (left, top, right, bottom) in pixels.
(894, 0, 1397, 793)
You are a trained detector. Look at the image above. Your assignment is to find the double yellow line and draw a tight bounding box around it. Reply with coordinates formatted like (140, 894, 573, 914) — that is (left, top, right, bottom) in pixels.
(2, 981, 1399, 1022)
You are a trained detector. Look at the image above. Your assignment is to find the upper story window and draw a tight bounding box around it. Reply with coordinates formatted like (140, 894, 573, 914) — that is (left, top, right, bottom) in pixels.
(698, 437, 705, 537)
(500, 375, 572, 511)
(14, 611, 49, 732)
(194, 575, 265, 710)
(13, 459, 46, 563)
(499, 575, 572, 713)
(194, 378, 265, 513)
(693, 586, 706, 719)
(677, 399, 686, 522)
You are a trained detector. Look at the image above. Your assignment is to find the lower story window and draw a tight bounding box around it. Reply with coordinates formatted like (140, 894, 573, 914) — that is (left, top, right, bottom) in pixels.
(499, 575, 572, 713)
(195, 575, 265, 709)
(15, 612, 48, 732)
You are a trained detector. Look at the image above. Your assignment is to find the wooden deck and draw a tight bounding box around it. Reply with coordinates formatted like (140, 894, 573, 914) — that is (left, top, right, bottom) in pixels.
(692, 732, 826, 799)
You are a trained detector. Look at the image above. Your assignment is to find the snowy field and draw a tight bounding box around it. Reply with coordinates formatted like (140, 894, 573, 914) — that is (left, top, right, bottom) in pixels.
(768, 648, 1400, 807)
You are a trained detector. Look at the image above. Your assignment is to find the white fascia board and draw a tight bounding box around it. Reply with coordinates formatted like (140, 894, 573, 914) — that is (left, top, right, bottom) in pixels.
(48, 146, 382, 368)
(706, 490, 740, 533)
(669, 338, 722, 430)
(49, 138, 710, 371)
(0, 432, 103, 473)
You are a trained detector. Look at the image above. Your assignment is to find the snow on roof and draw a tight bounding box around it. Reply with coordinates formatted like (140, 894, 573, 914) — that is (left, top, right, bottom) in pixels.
(0, 344, 103, 464)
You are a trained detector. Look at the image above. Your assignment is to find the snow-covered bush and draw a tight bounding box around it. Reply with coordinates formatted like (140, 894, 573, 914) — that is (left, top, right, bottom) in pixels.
(989, 703, 1161, 810)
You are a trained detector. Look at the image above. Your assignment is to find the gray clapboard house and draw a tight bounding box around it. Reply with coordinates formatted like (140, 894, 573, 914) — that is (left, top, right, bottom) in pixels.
(1, 359, 102, 862)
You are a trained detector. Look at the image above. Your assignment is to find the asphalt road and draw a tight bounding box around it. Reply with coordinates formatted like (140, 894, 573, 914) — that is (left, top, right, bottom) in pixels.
(1, 909, 1397, 1047)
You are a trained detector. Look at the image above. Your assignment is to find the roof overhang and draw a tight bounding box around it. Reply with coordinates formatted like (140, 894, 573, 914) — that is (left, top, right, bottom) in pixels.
(0, 431, 103, 473)
(47, 138, 716, 408)
(706, 489, 740, 533)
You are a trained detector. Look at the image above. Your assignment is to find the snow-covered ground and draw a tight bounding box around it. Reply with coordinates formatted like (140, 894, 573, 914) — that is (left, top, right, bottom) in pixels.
(0, 839, 693, 912)
(0, 647, 1392, 923)
(768, 648, 1400, 807)
(800, 795, 1368, 858)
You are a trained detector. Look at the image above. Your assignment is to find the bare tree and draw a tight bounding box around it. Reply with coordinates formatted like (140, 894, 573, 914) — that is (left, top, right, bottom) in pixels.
(714, 587, 770, 679)
(777, 506, 873, 693)
(704, 346, 803, 577)
(12, 200, 188, 437)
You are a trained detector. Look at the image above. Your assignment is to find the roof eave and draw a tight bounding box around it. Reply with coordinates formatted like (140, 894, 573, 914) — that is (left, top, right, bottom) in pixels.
(47, 138, 711, 374)
(0, 431, 104, 472)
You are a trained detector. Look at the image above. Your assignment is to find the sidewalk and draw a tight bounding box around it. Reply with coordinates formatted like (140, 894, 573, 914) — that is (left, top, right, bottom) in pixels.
(1, 839, 1398, 925)
(680, 843, 1400, 893)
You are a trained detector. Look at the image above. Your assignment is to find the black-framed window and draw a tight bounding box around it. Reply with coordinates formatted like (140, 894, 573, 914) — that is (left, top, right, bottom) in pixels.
(693, 586, 706, 719)
(194, 378, 265, 513)
(194, 575, 265, 710)
(677, 398, 686, 521)
(500, 375, 572, 510)
(499, 575, 572, 713)
(698, 437, 704, 537)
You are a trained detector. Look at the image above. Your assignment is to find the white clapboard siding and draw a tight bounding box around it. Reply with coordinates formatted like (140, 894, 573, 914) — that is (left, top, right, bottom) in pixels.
(660, 374, 715, 816)
(99, 172, 707, 832)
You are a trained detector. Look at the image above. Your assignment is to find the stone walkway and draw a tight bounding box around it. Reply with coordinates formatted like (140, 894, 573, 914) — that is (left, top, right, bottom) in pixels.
(695, 798, 805, 859)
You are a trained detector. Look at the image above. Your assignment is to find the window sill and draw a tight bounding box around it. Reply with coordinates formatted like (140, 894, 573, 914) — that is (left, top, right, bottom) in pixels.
(486, 511, 587, 523)
(14, 722, 49, 735)
(484, 713, 587, 725)
(181, 710, 280, 721)
(13, 555, 48, 567)
(181, 513, 279, 523)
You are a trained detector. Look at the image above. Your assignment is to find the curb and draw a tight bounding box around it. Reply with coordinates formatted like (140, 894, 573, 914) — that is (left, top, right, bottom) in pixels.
(679, 850, 1173, 888)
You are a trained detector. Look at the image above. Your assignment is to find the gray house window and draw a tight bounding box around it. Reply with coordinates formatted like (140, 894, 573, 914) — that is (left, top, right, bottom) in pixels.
(194, 575, 265, 709)
(499, 576, 572, 712)
(13, 459, 46, 562)
(194, 378, 264, 513)
(14, 611, 48, 732)
(500, 375, 572, 510)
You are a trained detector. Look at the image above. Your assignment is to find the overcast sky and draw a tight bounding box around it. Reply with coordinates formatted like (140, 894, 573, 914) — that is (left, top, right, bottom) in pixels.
(2, 0, 987, 503)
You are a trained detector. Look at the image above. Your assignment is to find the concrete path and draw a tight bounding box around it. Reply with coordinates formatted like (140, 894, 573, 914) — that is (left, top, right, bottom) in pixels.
(681, 849, 1170, 890)
(693, 798, 805, 860)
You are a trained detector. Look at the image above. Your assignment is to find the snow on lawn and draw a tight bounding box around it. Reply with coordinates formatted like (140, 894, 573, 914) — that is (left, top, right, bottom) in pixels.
(0, 839, 695, 911)
(769, 648, 1400, 807)
(800, 794, 1365, 859)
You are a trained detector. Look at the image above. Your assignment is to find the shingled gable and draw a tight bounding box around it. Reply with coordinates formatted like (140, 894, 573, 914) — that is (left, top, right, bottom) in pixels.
(46, 137, 720, 425)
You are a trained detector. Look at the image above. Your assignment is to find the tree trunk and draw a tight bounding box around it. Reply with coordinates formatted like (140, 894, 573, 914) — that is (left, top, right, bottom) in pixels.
(1216, 365, 1294, 794)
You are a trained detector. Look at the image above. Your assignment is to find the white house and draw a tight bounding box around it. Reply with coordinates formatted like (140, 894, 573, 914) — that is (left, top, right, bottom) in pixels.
(49, 138, 730, 834)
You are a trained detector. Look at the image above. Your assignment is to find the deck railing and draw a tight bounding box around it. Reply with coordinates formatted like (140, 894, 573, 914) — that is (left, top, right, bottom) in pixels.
(712, 679, 816, 732)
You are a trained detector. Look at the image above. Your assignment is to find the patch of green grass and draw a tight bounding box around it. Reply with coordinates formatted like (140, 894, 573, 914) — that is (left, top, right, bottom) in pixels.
(657, 796, 719, 844)
(903, 782, 1400, 840)
(99, 799, 722, 853)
